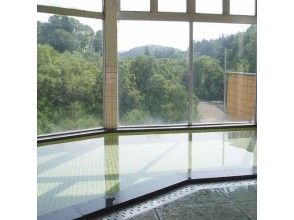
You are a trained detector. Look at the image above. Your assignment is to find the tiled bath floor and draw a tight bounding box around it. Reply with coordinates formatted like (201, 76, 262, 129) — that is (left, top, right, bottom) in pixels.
(92, 179, 257, 220)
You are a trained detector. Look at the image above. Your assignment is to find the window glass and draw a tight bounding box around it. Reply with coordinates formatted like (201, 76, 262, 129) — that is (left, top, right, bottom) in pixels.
(120, 0, 150, 11)
(118, 21, 189, 126)
(193, 22, 257, 124)
(230, 0, 255, 15)
(196, 0, 222, 14)
(158, 0, 186, 12)
(37, 13, 103, 134)
(38, 0, 103, 12)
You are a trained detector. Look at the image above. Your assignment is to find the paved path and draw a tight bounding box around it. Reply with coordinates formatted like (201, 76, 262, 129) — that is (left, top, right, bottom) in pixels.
(198, 102, 225, 123)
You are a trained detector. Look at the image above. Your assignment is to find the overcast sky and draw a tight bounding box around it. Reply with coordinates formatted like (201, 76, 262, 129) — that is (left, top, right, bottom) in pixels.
(37, 0, 254, 51)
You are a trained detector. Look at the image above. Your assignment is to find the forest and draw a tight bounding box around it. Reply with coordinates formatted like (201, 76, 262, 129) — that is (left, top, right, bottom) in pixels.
(37, 15, 256, 134)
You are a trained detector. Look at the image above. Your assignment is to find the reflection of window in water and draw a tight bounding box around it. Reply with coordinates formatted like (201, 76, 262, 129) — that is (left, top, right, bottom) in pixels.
(227, 129, 255, 139)
(225, 130, 256, 153)
(104, 134, 120, 196)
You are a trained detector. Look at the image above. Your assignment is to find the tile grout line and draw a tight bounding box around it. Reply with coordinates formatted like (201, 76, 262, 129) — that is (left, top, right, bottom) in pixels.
(154, 208, 161, 220)
(89, 180, 256, 220)
(217, 188, 252, 220)
(231, 201, 253, 220)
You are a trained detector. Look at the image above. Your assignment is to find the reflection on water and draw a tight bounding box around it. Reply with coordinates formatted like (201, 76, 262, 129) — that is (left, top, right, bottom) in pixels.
(37, 128, 256, 216)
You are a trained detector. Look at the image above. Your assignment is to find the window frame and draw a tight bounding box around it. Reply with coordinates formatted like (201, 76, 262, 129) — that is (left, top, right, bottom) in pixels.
(37, 3, 105, 136)
(37, 0, 257, 139)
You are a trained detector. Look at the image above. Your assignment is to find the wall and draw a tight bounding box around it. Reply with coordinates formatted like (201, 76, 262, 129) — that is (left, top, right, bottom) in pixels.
(226, 72, 256, 121)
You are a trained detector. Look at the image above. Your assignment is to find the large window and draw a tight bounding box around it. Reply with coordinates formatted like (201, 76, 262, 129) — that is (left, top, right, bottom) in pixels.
(193, 23, 257, 124)
(37, 13, 103, 135)
(118, 21, 189, 126)
(37, 1, 257, 134)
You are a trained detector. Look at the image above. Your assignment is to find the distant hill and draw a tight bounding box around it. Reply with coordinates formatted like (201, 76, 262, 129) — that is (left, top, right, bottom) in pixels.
(119, 45, 187, 59)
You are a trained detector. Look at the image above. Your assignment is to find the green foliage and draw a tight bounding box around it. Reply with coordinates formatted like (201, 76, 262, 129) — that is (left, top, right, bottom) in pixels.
(37, 15, 104, 134)
(94, 30, 103, 54)
(119, 56, 195, 125)
(38, 15, 102, 53)
(37, 43, 103, 134)
(193, 56, 224, 101)
(144, 46, 150, 56)
(47, 29, 81, 52)
(233, 58, 251, 72)
(121, 109, 151, 125)
(119, 45, 186, 59)
(119, 59, 144, 116)
(48, 15, 76, 33)
(193, 25, 257, 73)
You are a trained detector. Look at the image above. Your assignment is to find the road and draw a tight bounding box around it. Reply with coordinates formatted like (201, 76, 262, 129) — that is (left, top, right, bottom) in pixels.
(198, 101, 225, 123)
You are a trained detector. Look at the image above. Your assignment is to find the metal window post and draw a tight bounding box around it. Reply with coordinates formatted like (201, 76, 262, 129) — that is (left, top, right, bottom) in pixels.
(188, 22, 194, 125)
(150, 0, 158, 12)
(224, 48, 228, 121)
(223, 0, 230, 15)
(187, 0, 195, 13)
(187, 0, 195, 125)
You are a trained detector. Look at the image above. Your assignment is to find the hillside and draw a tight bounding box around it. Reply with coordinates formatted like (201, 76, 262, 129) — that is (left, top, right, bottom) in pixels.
(119, 44, 187, 59)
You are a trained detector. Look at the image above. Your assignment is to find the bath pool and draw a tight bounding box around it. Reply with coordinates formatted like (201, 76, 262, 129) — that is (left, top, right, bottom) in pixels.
(37, 127, 256, 218)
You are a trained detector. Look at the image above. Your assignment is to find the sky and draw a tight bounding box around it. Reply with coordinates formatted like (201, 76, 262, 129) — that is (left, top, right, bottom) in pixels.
(38, 0, 103, 12)
(37, 0, 254, 51)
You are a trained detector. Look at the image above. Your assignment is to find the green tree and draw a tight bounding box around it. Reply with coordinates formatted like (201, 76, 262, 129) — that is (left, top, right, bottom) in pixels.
(47, 29, 80, 52)
(119, 56, 194, 125)
(37, 44, 103, 134)
(94, 30, 103, 54)
(193, 56, 224, 101)
(144, 46, 150, 56)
